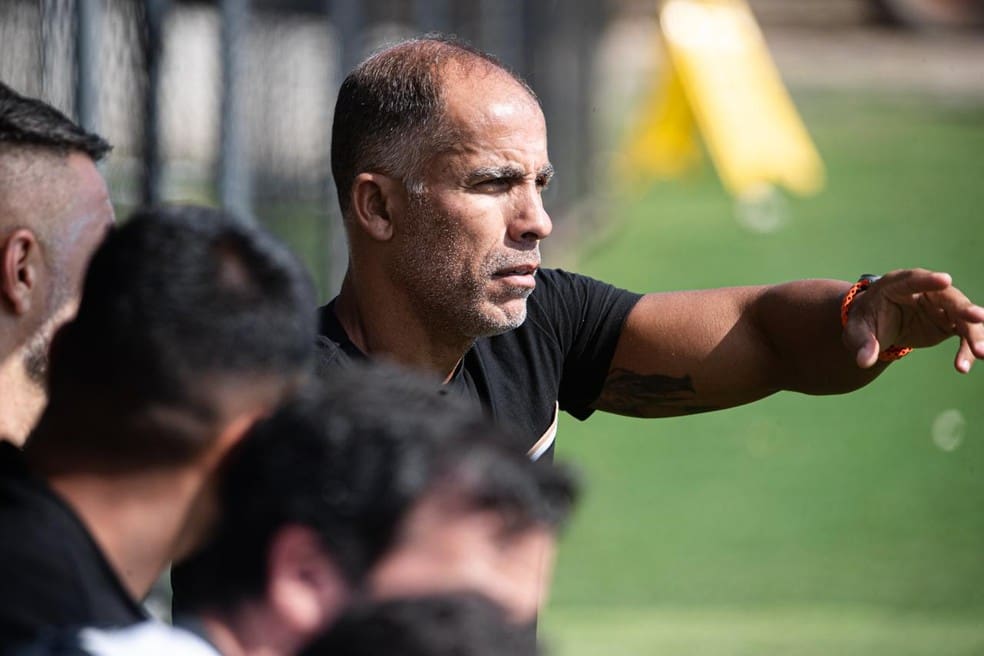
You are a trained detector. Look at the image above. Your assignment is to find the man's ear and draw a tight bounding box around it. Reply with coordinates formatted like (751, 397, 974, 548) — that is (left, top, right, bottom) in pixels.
(1, 229, 43, 315)
(350, 173, 405, 242)
(267, 524, 350, 640)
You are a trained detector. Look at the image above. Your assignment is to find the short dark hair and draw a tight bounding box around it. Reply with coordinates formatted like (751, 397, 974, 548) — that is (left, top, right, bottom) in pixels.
(43, 205, 316, 465)
(300, 593, 538, 656)
(330, 34, 535, 217)
(0, 81, 110, 161)
(172, 363, 578, 612)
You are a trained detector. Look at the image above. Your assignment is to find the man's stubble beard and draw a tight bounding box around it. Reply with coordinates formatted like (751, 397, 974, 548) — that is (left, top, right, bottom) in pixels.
(393, 194, 530, 341)
(23, 267, 75, 388)
(23, 330, 49, 387)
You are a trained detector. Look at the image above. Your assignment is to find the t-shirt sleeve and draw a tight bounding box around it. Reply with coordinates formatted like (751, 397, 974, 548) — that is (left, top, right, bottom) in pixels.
(530, 269, 642, 420)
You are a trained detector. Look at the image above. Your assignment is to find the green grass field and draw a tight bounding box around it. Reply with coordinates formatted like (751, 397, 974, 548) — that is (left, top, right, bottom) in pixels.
(540, 93, 984, 654)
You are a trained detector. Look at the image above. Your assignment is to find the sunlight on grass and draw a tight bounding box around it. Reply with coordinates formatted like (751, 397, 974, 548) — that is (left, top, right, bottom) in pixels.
(542, 605, 984, 656)
(545, 93, 984, 653)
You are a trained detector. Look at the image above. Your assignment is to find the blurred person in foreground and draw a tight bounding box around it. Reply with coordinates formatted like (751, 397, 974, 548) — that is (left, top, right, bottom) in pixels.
(319, 35, 984, 460)
(0, 82, 114, 445)
(0, 205, 316, 647)
(299, 593, 538, 656)
(24, 595, 534, 656)
(24, 364, 575, 656)
(169, 364, 576, 655)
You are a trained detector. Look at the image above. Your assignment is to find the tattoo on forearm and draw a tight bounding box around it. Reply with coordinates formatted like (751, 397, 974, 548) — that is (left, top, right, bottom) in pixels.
(597, 368, 720, 417)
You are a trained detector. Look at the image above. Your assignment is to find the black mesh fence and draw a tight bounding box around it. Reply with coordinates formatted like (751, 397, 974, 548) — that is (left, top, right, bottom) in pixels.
(1, 0, 609, 299)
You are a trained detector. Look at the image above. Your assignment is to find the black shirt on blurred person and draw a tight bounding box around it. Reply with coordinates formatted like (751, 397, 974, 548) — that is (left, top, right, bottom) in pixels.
(0, 442, 146, 647)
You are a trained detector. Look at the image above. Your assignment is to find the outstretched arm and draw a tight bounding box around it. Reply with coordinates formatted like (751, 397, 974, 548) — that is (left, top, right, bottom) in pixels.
(592, 269, 984, 418)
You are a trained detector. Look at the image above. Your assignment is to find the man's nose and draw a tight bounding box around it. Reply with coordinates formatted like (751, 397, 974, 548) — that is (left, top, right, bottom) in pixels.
(508, 189, 552, 244)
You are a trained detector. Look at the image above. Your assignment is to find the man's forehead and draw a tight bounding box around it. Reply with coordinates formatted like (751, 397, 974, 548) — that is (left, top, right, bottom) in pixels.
(441, 68, 541, 125)
(430, 79, 548, 169)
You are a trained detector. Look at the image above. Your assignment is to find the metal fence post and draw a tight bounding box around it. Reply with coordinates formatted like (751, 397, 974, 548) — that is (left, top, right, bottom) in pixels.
(480, 0, 523, 72)
(219, 0, 253, 222)
(323, 0, 364, 295)
(415, 0, 451, 33)
(74, 0, 101, 132)
(141, 0, 170, 206)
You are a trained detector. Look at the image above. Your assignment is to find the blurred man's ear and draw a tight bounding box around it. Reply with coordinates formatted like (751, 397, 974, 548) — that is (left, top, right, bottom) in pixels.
(267, 524, 350, 641)
(1, 229, 44, 315)
(350, 172, 407, 242)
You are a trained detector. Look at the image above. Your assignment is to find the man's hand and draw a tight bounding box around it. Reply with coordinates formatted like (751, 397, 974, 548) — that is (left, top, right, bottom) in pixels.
(842, 269, 984, 373)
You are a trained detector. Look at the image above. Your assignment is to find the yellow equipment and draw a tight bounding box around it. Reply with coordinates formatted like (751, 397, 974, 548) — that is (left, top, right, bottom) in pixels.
(620, 0, 825, 199)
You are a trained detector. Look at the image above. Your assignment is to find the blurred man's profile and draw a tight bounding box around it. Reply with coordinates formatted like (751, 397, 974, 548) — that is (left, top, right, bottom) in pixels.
(0, 82, 114, 446)
(169, 363, 577, 655)
(0, 205, 316, 647)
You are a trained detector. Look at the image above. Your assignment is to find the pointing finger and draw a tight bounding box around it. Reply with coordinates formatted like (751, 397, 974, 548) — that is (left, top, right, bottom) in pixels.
(958, 304, 984, 324)
(880, 270, 952, 298)
(955, 338, 974, 374)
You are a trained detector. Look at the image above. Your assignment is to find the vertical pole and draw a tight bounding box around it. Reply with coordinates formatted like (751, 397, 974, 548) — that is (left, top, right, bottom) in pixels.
(74, 0, 101, 133)
(527, 1, 584, 219)
(323, 0, 364, 295)
(219, 0, 253, 222)
(479, 0, 522, 71)
(333, 0, 364, 79)
(575, 0, 607, 210)
(141, 0, 170, 206)
(40, 0, 57, 101)
(414, 0, 450, 33)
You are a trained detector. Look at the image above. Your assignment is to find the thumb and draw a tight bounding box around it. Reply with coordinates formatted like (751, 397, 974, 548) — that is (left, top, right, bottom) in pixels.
(843, 319, 881, 369)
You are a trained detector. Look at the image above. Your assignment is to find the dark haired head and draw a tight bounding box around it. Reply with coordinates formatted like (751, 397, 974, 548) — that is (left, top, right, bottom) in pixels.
(300, 593, 538, 656)
(41, 204, 316, 466)
(330, 34, 536, 218)
(173, 362, 577, 613)
(0, 82, 110, 161)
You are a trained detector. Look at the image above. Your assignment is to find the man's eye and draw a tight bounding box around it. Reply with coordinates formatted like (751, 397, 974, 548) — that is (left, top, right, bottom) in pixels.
(476, 178, 511, 192)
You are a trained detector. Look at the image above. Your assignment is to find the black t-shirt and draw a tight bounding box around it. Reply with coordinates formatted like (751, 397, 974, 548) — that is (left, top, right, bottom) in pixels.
(316, 268, 643, 459)
(0, 443, 146, 648)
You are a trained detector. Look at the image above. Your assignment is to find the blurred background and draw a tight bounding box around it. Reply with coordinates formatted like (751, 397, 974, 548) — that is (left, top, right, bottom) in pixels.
(2, 1, 983, 654)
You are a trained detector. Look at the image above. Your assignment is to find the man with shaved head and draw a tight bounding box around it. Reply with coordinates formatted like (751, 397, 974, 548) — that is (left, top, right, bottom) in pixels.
(319, 35, 984, 460)
(0, 82, 114, 445)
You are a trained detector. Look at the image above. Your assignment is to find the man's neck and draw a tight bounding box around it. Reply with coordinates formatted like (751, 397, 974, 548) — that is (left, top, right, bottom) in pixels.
(0, 357, 45, 446)
(335, 273, 471, 382)
(28, 436, 207, 601)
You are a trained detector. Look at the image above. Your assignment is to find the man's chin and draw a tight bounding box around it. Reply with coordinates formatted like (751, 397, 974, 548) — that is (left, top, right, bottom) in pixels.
(465, 301, 528, 338)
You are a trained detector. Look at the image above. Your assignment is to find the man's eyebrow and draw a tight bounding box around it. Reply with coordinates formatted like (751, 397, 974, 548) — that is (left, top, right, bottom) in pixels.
(537, 163, 555, 180)
(465, 165, 526, 183)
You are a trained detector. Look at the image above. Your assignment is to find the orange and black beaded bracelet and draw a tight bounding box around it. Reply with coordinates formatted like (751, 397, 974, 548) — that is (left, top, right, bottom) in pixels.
(840, 275, 913, 362)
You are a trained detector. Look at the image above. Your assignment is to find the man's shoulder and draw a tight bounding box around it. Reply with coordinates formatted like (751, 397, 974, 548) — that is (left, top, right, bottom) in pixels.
(529, 267, 587, 296)
(0, 450, 72, 545)
(522, 268, 582, 320)
(314, 299, 363, 377)
(527, 267, 633, 307)
(520, 267, 640, 331)
(0, 490, 86, 646)
(0, 459, 145, 644)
